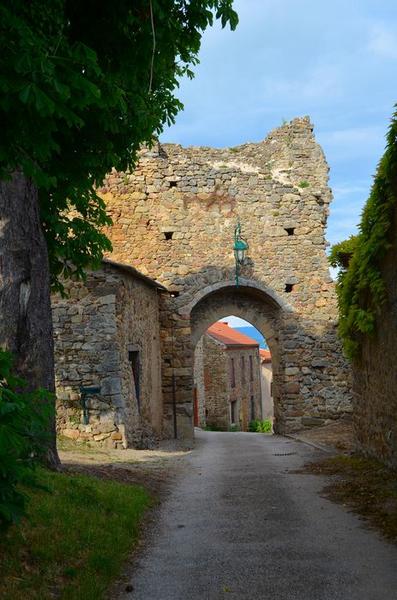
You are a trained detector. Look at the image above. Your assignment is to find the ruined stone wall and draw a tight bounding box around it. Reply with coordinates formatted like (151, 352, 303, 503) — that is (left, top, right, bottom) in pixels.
(97, 116, 352, 439)
(100, 117, 336, 310)
(353, 209, 397, 468)
(53, 263, 163, 448)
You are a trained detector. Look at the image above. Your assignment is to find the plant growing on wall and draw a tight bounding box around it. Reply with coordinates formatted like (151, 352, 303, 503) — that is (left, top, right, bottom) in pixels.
(0, 0, 238, 464)
(329, 107, 397, 359)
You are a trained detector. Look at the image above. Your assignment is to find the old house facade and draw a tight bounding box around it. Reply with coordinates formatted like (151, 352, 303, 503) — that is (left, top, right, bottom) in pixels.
(53, 260, 165, 448)
(194, 322, 262, 431)
(97, 116, 352, 441)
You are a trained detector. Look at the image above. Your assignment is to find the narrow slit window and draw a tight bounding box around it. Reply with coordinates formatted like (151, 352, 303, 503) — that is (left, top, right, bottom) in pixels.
(230, 358, 236, 388)
(249, 355, 254, 381)
(128, 350, 140, 413)
(231, 400, 237, 424)
(164, 231, 174, 240)
(285, 227, 295, 236)
(241, 356, 246, 384)
(250, 396, 255, 421)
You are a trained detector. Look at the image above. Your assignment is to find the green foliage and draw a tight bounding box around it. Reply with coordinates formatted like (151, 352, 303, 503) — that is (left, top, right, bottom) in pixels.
(0, 1, 238, 292)
(0, 350, 53, 531)
(204, 424, 223, 431)
(329, 236, 358, 272)
(330, 108, 397, 360)
(298, 180, 310, 188)
(0, 468, 150, 598)
(228, 423, 239, 432)
(249, 419, 272, 433)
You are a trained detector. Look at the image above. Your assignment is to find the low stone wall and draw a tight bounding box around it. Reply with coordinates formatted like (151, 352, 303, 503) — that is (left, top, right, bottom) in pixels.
(53, 262, 163, 448)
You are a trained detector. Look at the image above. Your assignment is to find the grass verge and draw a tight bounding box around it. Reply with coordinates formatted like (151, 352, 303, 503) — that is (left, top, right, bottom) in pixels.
(304, 454, 397, 542)
(0, 467, 151, 599)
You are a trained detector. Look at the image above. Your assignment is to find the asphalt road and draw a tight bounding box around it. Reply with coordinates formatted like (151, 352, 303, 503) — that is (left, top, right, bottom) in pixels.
(118, 430, 397, 600)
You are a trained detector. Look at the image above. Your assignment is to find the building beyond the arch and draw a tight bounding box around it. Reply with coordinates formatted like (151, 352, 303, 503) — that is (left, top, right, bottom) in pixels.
(194, 321, 262, 431)
(53, 117, 353, 447)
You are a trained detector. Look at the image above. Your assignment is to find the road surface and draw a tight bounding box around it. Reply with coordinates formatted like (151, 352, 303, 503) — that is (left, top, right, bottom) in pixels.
(117, 430, 397, 600)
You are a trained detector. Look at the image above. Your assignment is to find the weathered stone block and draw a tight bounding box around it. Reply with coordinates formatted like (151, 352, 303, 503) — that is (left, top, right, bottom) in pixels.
(301, 416, 325, 427)
(62, 429, 80, 439)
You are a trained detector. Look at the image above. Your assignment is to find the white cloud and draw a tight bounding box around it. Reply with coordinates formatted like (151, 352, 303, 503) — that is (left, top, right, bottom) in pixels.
(368, 24, 397, 60)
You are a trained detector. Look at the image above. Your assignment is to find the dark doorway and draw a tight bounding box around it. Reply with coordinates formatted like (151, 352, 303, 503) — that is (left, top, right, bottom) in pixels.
(129, 350, 140, 413)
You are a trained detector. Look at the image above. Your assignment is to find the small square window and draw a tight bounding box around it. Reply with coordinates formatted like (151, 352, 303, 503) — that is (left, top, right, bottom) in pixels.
(164, 231, 174, 240)
(169, 181, 178, 188)
(285, 283, 294, 293)
(285, 227, 295, 236)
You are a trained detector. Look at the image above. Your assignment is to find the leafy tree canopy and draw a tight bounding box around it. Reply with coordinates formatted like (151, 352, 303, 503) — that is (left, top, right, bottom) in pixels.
(0, 0, 238, 291)
(330, 107, 397, 360)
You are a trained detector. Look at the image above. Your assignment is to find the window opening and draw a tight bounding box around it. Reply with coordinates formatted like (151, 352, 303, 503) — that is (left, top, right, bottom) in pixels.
(164, 231, 174, 240)
(250, 396, 255, 420)
(230, 357, 236, 388)
(241, 356, 246, 384)
(284, 227, 295, 236)
(169, 181, 177, 188)
(128, 350, 140, 413)
(249, 355, 254, 381)
(285, 283, 294, 293)
(231, 400, 237, 424)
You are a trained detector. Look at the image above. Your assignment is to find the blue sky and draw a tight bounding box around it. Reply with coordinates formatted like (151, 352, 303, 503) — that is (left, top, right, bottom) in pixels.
(162, 0, 397, 247)
(161, 1, 397, 330)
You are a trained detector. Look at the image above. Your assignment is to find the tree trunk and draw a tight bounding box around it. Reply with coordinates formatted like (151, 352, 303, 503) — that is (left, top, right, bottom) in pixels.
(0, 171, 60, 468)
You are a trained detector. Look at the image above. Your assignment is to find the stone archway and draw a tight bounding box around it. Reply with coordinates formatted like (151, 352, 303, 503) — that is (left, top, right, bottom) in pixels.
(190, 282, 282, 432)
(159, 275, 351, 443)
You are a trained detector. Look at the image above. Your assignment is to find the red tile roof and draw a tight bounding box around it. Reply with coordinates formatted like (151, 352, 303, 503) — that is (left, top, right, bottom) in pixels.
(259, 348, 272, 363)
(207, 322, 259, 348)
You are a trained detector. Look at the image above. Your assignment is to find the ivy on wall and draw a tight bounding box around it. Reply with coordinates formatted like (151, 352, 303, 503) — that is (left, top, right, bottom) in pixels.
(329, 107, 397, 360)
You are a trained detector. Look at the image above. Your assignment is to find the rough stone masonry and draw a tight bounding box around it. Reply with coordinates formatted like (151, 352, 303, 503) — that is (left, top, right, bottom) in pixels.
(98, 116, 352, 441)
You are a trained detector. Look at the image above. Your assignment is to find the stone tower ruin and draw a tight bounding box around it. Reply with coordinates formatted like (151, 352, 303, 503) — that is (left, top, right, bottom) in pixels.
(98, 116, 352, 441)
